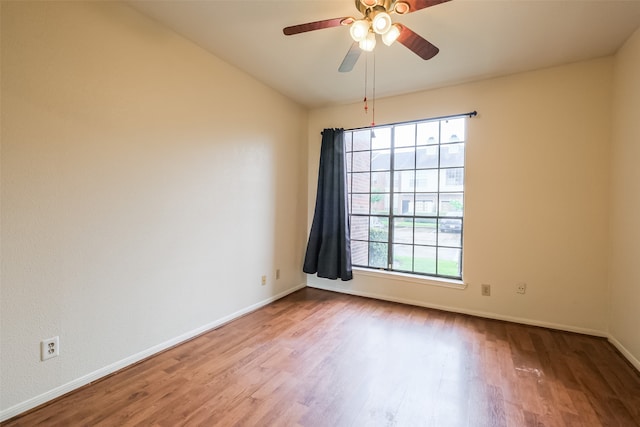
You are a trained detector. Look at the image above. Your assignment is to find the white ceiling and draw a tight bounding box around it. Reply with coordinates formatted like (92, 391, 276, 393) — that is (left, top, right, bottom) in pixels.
(129, 0, 640, 108)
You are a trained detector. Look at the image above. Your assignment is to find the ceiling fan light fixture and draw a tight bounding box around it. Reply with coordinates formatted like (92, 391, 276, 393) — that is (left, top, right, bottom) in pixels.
(382, 23, 401, 46)
(371, 9, 392, 34)
(350, 19, 371, 42)
(359, 31, 377, 51)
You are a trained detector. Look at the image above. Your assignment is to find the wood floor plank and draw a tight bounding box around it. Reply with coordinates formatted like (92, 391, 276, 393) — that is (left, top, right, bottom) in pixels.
(3, 288, 640, 427)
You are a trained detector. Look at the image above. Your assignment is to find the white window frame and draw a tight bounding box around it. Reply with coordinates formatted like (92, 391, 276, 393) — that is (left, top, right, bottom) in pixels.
(345, 115, 468, 280)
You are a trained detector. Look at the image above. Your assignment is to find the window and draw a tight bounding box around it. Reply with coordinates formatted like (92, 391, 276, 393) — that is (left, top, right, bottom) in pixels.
(345, 116, 467, 279)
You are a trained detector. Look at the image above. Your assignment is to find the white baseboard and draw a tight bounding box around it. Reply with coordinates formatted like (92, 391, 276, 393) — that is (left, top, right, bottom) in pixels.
(608, 334, 640, 372)
(307, 283, 608, 337)
(0, 284, 306, 423)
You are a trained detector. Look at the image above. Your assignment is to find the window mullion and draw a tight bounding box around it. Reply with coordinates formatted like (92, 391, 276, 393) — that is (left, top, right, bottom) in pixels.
(435, 121, 442, 276)
(412, 124, 418, 273)
(369, 145, 374, 269)
(388, 129, 395, 270)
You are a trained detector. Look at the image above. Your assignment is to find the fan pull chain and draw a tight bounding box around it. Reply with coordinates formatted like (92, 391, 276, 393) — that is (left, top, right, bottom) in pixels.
(371, 51, 376, 127)
(363, 51, 368, 114)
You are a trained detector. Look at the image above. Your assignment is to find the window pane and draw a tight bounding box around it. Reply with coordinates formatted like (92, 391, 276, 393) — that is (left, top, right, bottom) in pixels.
(416, 145, 438, 169)
(351, 194, 369, 214)
(416, 169, 438, 192)
(394, 170, 414, 192)
(346, 152, 352, 173)
(415, 194, 438, 216)
(369, 242, 388, 268)
(370, 217, 389, 242)
(345, 132, 353, 152)
(440, 143, 465, 168)
(394, 124, 416, 147)
(394, 147, 415, 170)
(353, 130, 371, 151)
(393, 218, 413, 244)
(438, 217, 462, 247)
(371, 150, 390, 171)
(417, 121, 439, 145)
(351, 216, 369, 241)
(393, 194, 414, 215)
(439, 193, 463, 214)
(414, 246, 436, 274)
(370, 194, 390, 215)
(393, 244, 413, 271)
(351, 172, 370, 193)
(352, 240, 368, 265)
(441, 118, 465, 143)
(372, 127, 391, 149)
(352, 151, 370, 172)
(415, 218, 437, 246)
(371, 172, 390, 193)
(440, 168, 464, 192)
(438, 247, 461, 277)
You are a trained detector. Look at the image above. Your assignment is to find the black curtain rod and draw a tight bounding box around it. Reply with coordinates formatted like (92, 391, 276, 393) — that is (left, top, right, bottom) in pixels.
(348, 110, 478, 132)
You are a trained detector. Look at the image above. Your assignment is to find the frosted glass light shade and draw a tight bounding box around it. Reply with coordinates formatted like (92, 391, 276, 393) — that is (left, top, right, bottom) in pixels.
(359, 32, 376, 52)
(371, 11, 392, 35)
(350, 19, 370, 42)
(382, 24, 401, 46)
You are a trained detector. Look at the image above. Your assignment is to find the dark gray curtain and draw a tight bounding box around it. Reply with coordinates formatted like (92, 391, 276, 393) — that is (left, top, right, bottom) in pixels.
(303, 128, 353, 281)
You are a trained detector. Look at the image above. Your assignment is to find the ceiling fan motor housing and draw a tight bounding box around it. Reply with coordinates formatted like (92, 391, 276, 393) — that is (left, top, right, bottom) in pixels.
(356, 0, 396, 15)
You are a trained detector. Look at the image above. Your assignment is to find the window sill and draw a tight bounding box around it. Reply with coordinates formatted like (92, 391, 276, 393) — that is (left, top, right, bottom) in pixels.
(352, 267, 467, 290)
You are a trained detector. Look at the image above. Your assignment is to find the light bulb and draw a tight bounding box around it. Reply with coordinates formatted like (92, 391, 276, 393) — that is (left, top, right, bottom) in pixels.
(382, 23, 401, 46)
(350, 19, 370, 42)
(359, 32, 376, 52)
(371, 11, 392, 34)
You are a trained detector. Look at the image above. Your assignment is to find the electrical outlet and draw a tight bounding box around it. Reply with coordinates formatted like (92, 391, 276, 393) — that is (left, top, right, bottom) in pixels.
(481, 284, 491, 296)
(517, 282, 527, 294)
(275, 269, 280, 280)
(261, 275, 267, 286)
(41, 336, 59, 361)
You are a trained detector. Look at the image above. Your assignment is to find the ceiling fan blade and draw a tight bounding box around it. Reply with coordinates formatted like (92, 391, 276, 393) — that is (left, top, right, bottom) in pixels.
(338, 43, 362, 73)
(283, 18, 347, 35)
(402, 0, 451, 13)
(396, 24, 439, 60)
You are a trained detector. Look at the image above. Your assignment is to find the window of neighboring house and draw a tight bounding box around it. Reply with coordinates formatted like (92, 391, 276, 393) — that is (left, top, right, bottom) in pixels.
(345, 116, 467, 279)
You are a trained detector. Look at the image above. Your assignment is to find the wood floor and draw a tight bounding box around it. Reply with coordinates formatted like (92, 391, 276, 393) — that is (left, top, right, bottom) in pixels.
(4, 288, 640, 427)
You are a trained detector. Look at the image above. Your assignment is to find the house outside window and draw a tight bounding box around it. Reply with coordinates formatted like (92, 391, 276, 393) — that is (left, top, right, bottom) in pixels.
(345, 116, 467, 279)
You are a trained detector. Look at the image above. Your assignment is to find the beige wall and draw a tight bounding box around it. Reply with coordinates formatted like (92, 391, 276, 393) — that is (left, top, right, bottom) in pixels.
(0, 1, 307, 417)
(308, 58, 613, 335)
(609, 27, 640, 369)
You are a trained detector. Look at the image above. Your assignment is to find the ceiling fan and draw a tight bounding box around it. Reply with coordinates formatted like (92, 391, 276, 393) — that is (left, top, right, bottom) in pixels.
(283, 0, 451, 72)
